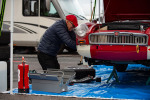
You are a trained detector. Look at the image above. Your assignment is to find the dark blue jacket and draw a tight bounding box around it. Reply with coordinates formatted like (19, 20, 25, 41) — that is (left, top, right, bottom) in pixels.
(38, 19, 76, 56)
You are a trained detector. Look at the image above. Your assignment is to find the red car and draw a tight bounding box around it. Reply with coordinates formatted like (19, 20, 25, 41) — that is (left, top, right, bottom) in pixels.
(75, 0, 150, 72)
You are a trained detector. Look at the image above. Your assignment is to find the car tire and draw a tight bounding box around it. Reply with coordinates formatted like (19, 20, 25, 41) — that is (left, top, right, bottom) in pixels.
(114, 64, 128, 72)
(0, 45, 10, 61)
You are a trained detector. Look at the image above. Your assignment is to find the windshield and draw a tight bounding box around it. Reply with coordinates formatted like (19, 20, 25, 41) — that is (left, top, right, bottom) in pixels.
(58, 0, 86, 20)
(78, 0, 101, 19)
(78, 0, 104, 21)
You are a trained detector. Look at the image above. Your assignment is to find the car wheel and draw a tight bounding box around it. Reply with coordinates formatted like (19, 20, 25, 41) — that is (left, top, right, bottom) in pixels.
(114, 64, 128, 72)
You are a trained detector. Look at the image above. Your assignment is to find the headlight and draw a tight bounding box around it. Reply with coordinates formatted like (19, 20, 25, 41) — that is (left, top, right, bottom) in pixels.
(75, 23, 89, 37)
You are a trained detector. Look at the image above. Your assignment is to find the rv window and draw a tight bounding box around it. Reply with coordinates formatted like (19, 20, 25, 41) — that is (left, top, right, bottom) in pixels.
(40, 0, 60, 18)
(23, 0, 39, 16)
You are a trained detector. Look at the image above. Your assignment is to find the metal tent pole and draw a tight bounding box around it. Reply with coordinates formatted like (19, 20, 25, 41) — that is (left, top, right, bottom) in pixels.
(91, 0, 92, 18)
(10, 0, 14, 94)
(99, 0, 100, 31)
(98, 0, 101, 24)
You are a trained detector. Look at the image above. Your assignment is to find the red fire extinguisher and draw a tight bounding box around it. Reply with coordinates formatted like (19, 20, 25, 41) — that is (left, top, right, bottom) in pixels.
(18, 56, 29, 93)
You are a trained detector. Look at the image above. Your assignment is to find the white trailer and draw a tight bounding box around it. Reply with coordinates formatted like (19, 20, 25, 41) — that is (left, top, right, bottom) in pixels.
(1, 0, 87, 52)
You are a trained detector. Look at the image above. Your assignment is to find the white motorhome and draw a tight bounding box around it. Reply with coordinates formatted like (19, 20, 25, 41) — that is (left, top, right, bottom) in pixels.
(1, 0, 87, 52)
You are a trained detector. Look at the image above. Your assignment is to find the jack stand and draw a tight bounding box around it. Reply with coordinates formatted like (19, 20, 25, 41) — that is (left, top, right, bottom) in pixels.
(146, 77, 150, 85)
(107, 66, 119, 83)
(78, 56, 83, 65)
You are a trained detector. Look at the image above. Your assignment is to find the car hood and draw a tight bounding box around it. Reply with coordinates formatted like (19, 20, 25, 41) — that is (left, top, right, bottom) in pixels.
(103, 0, 150, 22)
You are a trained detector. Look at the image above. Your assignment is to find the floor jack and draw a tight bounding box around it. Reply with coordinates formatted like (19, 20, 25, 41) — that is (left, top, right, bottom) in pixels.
(69, 75, 101, 85)
(77, 56, 119, 84)
(75, 56, 101, 83)
(107, 66, 119, 83)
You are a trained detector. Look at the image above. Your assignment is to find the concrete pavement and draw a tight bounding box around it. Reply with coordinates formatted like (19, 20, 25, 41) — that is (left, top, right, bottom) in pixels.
(0, 54, 109, 100)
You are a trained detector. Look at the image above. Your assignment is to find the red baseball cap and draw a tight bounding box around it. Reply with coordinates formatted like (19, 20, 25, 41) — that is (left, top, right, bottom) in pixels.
(66, 15, 78, 27)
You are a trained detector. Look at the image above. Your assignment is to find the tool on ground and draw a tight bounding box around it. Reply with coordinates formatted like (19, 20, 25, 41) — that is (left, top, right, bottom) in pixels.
(18, 56, 29, 93)
(69, 75, 101, 85)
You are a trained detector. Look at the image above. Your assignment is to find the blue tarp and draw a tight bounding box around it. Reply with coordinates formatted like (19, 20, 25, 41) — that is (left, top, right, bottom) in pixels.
(13, 64, 150, 99)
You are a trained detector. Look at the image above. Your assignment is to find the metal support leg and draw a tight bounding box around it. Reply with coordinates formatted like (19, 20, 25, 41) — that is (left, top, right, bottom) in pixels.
(146, 77, 150, 85)
(107, 66, 119, 83)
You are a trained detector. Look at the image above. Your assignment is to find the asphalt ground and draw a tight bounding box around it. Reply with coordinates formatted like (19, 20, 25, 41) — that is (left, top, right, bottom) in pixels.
(1, 53, 109, 100)
(1, 52, 135, 100)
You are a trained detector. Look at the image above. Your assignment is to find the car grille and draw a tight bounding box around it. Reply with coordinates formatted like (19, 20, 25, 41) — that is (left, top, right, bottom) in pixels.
(89, 32, 148, 45)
